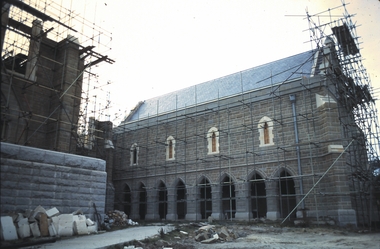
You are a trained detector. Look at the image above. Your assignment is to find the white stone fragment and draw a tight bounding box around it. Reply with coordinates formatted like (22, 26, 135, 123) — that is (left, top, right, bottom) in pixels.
(17, 224, 31, 239)
(46, 207, 60, 218)
(51, 216, 60, 234)
(30, 222, 41, 238)
(57, 214, 74, 237)
(74, 220, 88, 235)
(48, 219, 57, 237)
(86, 218, 95, 226)
(0, 216, 19, 241)
(18, 217, 29, 227)
(87, 222, 98, 234)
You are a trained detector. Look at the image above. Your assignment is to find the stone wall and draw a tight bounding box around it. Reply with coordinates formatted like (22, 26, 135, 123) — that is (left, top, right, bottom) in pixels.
(111, 76, 358, 225)
(0, 142, 107, 218)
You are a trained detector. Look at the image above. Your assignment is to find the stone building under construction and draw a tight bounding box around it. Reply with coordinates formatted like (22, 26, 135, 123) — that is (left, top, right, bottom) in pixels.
(112, 9, 380, 226)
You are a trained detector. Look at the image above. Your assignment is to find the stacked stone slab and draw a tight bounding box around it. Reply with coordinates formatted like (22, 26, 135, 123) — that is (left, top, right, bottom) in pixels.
(0, 206, 98, 241)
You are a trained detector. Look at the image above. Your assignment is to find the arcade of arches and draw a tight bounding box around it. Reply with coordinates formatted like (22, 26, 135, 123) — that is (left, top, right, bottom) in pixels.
(121, 169, 300, 221)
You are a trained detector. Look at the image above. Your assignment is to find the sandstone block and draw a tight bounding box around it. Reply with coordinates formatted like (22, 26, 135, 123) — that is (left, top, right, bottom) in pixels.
(38, 213, 49, 237)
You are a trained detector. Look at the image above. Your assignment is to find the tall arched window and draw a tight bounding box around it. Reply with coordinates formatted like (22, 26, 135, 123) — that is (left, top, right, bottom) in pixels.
(166, 136, 175, 160)
(130, 143, 139, 165)
(207, 127, 219, 154)
(258, 116, 274, 147)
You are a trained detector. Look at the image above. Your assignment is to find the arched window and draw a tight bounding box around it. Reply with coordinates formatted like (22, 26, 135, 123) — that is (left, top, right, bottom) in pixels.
(258, 116, 274, 147)
(207, 127, 219, 154)
(166, 136, 175, 160)
(130, 143, 139, 165)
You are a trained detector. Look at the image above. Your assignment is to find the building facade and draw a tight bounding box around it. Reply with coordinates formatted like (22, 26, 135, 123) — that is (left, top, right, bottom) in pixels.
(112, 37, 374, 225)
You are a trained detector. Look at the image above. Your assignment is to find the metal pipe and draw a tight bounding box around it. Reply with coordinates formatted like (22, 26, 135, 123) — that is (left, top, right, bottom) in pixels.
(290, 94, 305, 210)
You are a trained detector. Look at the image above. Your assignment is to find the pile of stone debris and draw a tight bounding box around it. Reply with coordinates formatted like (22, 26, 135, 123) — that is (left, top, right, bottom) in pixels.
(193, 224, 241, 244)
(104, 210, 138, 227)
(0, 205, 98, 242)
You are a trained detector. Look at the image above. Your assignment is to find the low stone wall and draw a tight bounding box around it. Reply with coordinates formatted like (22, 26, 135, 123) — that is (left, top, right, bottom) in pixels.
(0, 142, 107, 218)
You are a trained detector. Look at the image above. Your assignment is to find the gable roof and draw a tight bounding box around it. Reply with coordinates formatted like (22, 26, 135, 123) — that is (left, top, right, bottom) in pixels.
(125, 50, 316, 122)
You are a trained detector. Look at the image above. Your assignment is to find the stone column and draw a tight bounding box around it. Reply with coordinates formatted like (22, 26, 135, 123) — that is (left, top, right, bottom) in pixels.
(211, 185, 222, 220)
(266, 181, 280, 220)
(145, 189, 160, 220)
(234, 181, 250, 220)
(25, 19, 42, 81)
(166, 189, 177, 220)
(1, 3, 10, 53)
(185, 186, 202, 221)
(130, 190, 140, 220)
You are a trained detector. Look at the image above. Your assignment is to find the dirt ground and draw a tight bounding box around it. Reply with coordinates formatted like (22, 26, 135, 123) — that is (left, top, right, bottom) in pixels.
(125, 222, 380, 249)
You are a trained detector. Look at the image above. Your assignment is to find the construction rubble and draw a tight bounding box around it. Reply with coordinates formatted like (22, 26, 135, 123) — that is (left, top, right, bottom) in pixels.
(193, 224, 241, 244)
(105, 210, 138, 227)
(0, 205, 99, 241)
(0, 207, 141, 242)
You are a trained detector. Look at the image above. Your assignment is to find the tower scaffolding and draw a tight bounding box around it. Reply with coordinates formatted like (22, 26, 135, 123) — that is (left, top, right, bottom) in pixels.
(1, 0, 114, 156)
(304, 1, 380, 228)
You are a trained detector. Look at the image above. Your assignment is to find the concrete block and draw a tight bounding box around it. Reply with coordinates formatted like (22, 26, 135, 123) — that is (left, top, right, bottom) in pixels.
(0, 216, 18, 241)
(30, 222, 41, 238)
(58, 214, 73, 237)
(46, 207, 60, 218)
(17, 224, 31, 239)
(74, 220, 88, 235)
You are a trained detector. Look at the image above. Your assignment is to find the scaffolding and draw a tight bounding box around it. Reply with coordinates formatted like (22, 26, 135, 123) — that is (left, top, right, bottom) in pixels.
(111, 1, 379, 229)
(1, 0, 114, 156)
(305, 1, 380, 228)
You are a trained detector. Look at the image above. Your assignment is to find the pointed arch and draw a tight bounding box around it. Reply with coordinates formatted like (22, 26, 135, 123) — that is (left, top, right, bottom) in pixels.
(130, 143, 139, 165)
(175, 179, 187, 219)
(221, 174, 236, 219)
(123, 184, 131, 217)
(138, 182, 147, 220)
(207, 127, 220, 154)
(258, 116, 274, 147)
(248, 171, 267, 218)
(157, 180, 168, 219)
(198, 176, 212, 219)
(274, 168, 297, 220)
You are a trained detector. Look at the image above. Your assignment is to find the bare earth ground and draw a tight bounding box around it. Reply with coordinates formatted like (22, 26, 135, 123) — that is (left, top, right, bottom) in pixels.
(125, 222, 380, 249)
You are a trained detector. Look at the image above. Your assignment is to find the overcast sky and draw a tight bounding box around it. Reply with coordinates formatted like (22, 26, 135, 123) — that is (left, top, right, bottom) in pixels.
(61, 0, 379, 124)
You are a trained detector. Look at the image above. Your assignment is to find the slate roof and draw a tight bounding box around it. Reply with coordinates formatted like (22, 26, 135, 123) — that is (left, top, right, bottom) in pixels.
(126, 50, 316, 122)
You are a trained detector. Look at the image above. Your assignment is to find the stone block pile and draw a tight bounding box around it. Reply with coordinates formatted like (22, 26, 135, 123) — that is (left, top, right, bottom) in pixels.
(0, 205, 98, 241)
